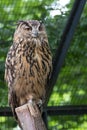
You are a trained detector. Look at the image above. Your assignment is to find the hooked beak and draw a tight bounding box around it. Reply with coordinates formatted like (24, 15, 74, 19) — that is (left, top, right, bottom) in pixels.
(32, 30, 38, 38)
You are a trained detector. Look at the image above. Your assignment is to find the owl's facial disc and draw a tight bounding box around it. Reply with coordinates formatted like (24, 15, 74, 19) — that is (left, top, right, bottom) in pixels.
(17, 20, 45, 39)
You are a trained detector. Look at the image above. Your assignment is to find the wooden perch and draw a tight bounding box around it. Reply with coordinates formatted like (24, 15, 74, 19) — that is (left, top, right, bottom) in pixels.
(15, 103, 47, 130)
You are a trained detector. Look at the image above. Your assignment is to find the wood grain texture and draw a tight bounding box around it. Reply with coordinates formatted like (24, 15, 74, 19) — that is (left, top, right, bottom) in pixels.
(15, 103, 47, 130)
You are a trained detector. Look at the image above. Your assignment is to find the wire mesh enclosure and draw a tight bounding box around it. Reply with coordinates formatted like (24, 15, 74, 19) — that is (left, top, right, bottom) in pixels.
(0, 0, 87, 129)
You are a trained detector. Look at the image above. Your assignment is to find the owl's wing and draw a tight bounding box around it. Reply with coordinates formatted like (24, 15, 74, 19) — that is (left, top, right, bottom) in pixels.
(44, 43, 53, 83)
(5, 45, 15, 87)
(5, 45, 19, 119)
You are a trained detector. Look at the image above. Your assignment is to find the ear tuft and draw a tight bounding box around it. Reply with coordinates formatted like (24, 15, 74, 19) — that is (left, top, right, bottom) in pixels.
(16, 20, 25, 26)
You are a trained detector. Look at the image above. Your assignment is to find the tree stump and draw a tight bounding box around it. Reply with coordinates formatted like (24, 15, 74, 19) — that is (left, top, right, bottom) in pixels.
(15, 103, 47, 130)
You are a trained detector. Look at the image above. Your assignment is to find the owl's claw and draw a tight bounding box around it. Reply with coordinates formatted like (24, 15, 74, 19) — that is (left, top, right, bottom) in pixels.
(28, 99, 40, 117)
(28, 99, 43, 107)
(28, 99, 35, 105)
(37, 99, 43, 107)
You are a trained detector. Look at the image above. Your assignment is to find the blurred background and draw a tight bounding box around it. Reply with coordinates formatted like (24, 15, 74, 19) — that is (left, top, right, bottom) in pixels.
(0, 0, 87, 129)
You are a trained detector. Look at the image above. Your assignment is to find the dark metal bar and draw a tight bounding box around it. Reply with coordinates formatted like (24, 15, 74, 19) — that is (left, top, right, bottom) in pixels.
(46, 105, 87, 116)
(0, 107, 13, 116)
(42, 111, 48, 129)
(45, 0, 87, 104)
(2, 105, 84, 117)
(1, 105, 87, 116)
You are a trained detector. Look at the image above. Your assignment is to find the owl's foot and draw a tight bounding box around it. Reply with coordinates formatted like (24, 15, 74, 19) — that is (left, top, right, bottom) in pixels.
(37, 99, 43, 114)
(28, 99, 41, 117)
(37, 99, 43, 107)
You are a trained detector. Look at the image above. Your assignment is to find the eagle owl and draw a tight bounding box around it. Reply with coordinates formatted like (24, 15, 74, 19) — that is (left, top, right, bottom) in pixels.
(5, 20, 52, 120)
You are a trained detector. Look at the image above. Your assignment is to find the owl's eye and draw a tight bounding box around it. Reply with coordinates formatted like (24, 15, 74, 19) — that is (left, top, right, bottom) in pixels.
(24, 26, 32, 31)
(39, 25, 43, 31)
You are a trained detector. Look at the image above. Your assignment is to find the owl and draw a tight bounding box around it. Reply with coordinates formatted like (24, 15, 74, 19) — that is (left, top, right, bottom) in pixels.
(5, 20, 52, 121)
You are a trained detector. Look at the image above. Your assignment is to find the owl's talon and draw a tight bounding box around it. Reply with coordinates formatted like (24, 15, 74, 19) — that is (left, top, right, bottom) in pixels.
(28, 99, 35, 105)
(28, 99, 39, 117)
(37, 99, 43, 107)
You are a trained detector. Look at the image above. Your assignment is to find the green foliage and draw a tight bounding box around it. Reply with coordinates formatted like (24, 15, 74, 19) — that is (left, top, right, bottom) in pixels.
(47, 1, 87, 130)
(0, 117, 17, 130)
(48, 115, 87, 130)
(49, 2, 87, 106)
(0, 0, 87, 129)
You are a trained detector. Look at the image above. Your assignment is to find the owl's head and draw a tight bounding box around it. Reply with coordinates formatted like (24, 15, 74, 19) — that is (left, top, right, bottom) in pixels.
(13, 20, 48, 43)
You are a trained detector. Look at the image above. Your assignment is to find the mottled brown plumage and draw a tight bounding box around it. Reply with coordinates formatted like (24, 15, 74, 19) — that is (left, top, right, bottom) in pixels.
(5, 20, 52, 121)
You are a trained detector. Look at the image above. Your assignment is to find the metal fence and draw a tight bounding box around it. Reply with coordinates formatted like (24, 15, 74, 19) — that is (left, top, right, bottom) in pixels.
(1, 106, 87, 129)
(0, 0, 87, 129)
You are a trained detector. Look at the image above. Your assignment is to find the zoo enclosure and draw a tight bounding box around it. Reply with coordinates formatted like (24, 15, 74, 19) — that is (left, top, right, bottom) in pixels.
(0, 0, 87, 129)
